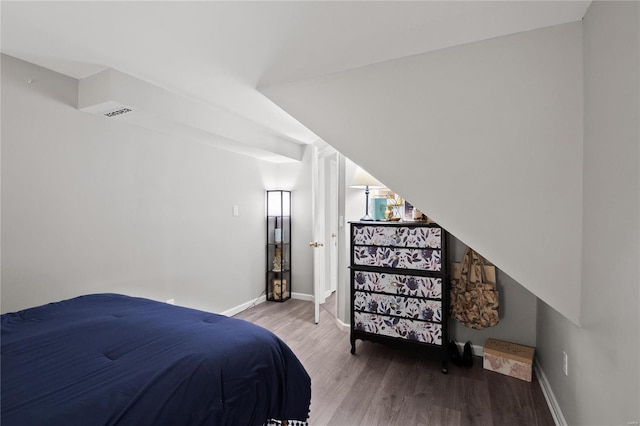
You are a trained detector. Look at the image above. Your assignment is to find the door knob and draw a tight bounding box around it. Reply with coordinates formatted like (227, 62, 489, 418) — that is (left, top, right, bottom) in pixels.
(309, 242, 324, 248)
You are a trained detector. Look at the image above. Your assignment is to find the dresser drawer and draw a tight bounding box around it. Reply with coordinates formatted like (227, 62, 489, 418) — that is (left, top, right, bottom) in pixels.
(354, 291, 442, 323)
(353, 246, 441, 271)
(353, 271, 442, 299)
(353, 225, 441, 248)
(353, 312, 442, 345)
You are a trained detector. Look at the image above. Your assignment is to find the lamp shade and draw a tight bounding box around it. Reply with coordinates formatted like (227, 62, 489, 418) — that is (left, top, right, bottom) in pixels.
(350, 167, 384, 188)
(266, 190, 291, 216)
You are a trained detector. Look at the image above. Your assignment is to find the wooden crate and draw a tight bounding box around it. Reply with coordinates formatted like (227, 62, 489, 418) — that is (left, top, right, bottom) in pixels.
(483, 338, 535, 382)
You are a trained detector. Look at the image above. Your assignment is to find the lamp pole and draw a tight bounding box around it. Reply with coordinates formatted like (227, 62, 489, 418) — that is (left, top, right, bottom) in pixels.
(361, 185, 373, 221)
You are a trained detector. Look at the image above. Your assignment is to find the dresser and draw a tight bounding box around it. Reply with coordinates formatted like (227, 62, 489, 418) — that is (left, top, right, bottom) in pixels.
(350, 221, 450, 373)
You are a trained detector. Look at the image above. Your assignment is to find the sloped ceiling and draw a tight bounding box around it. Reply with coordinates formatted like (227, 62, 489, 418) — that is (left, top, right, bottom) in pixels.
(2, 1, 591, 323)
(261, 21, 586, 325)
(1, 1, 590, 155)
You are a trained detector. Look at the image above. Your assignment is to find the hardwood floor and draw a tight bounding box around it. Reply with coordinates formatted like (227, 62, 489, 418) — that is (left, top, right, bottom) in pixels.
(234, 295, 554, 426)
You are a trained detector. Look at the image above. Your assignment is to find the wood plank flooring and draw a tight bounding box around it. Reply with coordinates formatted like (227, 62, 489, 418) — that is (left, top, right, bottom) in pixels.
(234, 295, 554, 426)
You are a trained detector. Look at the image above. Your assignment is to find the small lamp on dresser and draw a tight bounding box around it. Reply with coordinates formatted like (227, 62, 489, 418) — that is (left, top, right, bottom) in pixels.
(350, 166, 384, 221)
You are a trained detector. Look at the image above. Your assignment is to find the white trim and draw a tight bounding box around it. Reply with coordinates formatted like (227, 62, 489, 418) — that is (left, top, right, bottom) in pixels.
(221, 295, 266, 317)
(334, 317, 350, 332)
(453, 341, 484, 357)
(317, 143, 337, 158)
(471, 343, 483, 357)
(535, 362, 568, 426)
(224, 292, 313, 317)
(224, 292, 314, 317)
(292, 292, 314, 302)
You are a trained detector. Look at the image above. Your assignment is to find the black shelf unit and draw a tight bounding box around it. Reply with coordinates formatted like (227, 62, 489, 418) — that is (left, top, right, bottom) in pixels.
(266, 190, 291, 302)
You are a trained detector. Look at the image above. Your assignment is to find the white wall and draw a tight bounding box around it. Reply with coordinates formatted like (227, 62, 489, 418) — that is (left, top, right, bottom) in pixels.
(262, 22, 585, 325)
(336, 159, 370, 324)
(449, 234, 537, 348)
(264, 15, 640, 423)
(536, 2, 640, 425)
(1, 54, 313, 314)
(268, 146, 315, 298)
(339, 158, 538, 347)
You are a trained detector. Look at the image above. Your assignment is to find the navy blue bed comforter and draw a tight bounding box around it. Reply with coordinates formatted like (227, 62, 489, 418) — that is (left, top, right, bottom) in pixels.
(1, 294, 311, 426)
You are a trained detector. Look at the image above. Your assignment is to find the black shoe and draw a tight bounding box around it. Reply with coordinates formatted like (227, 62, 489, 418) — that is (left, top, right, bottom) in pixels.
(463, 341, 473, 368)
(449, 341, 463, 366)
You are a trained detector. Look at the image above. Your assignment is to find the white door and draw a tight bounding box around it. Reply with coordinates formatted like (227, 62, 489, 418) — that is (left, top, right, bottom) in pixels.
(310, 146, 325, 324)
(327, 155, 339, 297)
(311, 144, 342, 324)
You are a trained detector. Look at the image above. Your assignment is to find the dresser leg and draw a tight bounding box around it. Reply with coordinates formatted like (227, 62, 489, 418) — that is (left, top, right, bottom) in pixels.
(441, 360, 448, 374)
(350, 338, 356, 354)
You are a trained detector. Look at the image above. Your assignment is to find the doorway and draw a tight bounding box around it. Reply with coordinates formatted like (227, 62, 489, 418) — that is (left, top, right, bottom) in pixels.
(313, 145, 340, 322)
(324, 153, 339, 316)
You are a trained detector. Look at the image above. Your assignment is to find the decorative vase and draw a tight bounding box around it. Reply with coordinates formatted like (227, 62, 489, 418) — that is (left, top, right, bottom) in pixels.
(385, 205, 394, 220)
(273, 247, 282, 272)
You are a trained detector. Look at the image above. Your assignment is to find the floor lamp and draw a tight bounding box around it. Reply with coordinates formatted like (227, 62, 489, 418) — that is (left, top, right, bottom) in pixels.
(350, 166, 384, 221)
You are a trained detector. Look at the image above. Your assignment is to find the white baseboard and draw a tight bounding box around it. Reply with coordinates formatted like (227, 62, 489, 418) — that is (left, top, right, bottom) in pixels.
(334, 317, 350, 332)
(535, 363, 567, 426)
(453, 340, 484, 357)
(224, 291, 317, 316)
(292, 291, 334, 302)
(221, 295, 266, 317)
(224, 292, 315, 316)
(292, 292, 314, 302)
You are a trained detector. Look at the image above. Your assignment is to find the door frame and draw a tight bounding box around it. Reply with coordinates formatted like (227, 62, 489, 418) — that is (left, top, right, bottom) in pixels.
(312, 143, 340, 323)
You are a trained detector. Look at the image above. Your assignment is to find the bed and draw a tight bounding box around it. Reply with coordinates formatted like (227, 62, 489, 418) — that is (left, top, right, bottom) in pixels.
(1, 293, 311, 426)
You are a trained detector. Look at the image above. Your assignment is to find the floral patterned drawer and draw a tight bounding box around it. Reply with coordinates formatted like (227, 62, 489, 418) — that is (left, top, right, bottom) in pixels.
(353, 271, 442, 299)
(353, 311, 442, 345)
(353, 246, 441, 271)
(353, 225, 441, 248)
(354, 291, 442, 323)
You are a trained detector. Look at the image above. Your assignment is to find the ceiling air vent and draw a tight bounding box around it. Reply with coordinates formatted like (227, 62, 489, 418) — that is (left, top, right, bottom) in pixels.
(104, 107, 132, 118)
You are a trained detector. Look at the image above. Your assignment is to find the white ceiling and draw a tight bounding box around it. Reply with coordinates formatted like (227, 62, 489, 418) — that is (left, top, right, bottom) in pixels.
(1, 1, 591, 147)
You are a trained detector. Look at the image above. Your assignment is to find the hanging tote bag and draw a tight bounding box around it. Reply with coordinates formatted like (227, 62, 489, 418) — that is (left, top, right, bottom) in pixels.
(450, 246, 500, 329)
